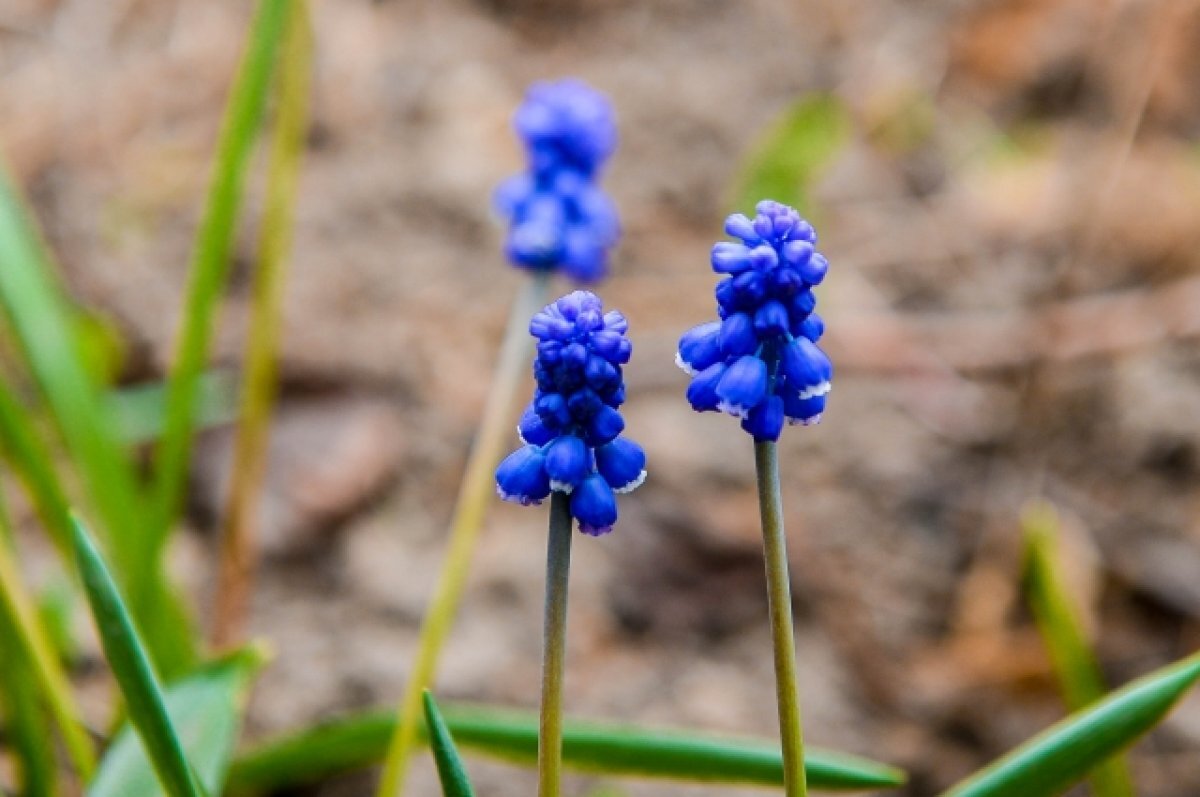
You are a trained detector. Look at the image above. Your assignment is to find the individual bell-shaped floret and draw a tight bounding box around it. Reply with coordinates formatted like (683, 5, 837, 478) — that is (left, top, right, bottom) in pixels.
(595, 437, 647, 494)
(742, 394, 785, 442)
(676, 321, 722, 376)
(716, 355, 769, 418)
(544, 435, 589, 493)
(496, 445, 551, 506)
(570, 474, 618, 537)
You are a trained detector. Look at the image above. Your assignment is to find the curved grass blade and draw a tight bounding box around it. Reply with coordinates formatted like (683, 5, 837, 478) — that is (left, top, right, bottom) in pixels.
(150, 0, 291, 555)
(0, 168, 142, 579)
(0, 495, 95, 779)
(0, 609, 60, 796)
(0, 378, 74, 557)
(731, 94, 851, 218)
(941, 652, 1200, 797)
(1022, 502, 1134, 797)
(0, 167, 194, 676)
(423, 692, 476, 797)
(228, 705, 906, 793)
(89, 647, 267, 797)
(212, 0, 312, 647)
(70, 515, 204, 797)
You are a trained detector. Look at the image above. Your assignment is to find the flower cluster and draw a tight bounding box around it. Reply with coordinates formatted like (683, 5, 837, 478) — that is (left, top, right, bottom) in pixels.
(497, 291, 645, 536)
(677, 200, 833, 441)
(493, 80, 621, 283)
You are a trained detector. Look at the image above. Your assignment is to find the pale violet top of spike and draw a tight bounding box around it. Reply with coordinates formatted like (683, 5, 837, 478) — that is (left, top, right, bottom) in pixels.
(493, 80, 621, 283)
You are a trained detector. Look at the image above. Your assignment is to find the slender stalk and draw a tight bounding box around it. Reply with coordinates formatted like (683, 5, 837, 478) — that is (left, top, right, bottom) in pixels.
(0, 498, 95, 781)
(754, 440, 807, 797)
(539, 491, 573, 797)
(211, 0, 312, 649)
(150, 0, 291, 567)
(376, 273, 550, 797)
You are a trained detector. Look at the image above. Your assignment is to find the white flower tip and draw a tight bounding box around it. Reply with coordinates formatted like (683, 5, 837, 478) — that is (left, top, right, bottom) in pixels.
(797, 381, 831, 400)
(717, 400, 751, 419)
(549, 480, 575, 495)
(787, 413, 823, 426)
(613, 469, 647, 494)
(674, 351, 697, 376)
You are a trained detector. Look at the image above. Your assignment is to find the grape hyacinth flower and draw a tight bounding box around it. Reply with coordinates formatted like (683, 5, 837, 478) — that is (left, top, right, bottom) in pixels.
(378, 79, 623, 797)
(495, 290, 644, 797)
(493, 80, 621, 283)
(496, 290, 645, 535)
(676, 199, 832, 797)
(677, 199, 832, 440)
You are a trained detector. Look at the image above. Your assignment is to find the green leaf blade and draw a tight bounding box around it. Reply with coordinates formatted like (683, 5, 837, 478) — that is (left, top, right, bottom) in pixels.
(1022, 502, 1135, 797)
(0, 380, 74, 557)
(70, 516, 203, 797)
(89, 649, 266, 797)
(0, 616, 60, 797)
(228, 705, 905, 793)
(150, 0, 291, 553)
(423, 692, 476, 797)
(0, 166, 196, 677)
(942, 652, 1200, 797)
(731, 94, 852, 218)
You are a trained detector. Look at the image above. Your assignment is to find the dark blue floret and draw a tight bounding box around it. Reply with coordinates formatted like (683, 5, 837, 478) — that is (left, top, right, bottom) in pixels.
(595, 437, 647, 494)
(496, 445, 551, 506)
(498, 291, 645, 534)
(495, 80, 620, 283)
(677, 200, 833, 440)
(570, 474, 618, 537)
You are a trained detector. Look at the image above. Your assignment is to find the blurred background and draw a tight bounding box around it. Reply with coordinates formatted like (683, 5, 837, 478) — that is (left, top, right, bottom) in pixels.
(3, 0, 1200, 795)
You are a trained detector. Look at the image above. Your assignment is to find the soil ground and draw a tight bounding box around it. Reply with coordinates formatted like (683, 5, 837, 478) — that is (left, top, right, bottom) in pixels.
(4, 0, 1200, 795)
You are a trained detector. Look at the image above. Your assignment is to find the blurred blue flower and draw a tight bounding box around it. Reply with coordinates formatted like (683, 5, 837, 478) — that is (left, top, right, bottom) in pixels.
(497, 291, 645, 535)
(677, 200, 833, 440)
(494, 80, 621, 283)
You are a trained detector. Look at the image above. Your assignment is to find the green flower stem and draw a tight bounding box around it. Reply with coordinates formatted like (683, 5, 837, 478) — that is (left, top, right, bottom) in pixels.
(377, 273, 550, 797)
(212, 0, 312, 649)
(754, 440, 808, 797)
(539, 491, 574, 797)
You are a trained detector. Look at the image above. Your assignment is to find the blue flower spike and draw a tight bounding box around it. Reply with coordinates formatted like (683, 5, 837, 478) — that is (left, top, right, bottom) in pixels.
(494, 80, 621, 283)
(678, 200, 833, 440)
(497, 291, 646, 536)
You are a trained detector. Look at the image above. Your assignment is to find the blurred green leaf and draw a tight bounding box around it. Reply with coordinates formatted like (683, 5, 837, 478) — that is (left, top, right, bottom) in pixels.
(89, 648, 266, 797)
(1023, 501, 1135, 797)
(941, 652, 1200, 797)
(106, 371, 238, 446)
(150, 0, 292, 555)
(74, 308, 128, 388)
(228, 705, 906, 793)
(424, 692, 476, 797)
(0, 379, 74, 556)
(212, 0, 312, 646)
(38, 574, 79, 665)
(71, 515, 204, 797)
(0, 169, 142, 563)
(0, 500, 95, 779)
(731, 94, 852, 217)
(0, 433, 68, 797)
(585, 788, 627, 797)
(0, 603, 59, 797)
(0, 167, 194, 676)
